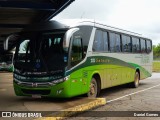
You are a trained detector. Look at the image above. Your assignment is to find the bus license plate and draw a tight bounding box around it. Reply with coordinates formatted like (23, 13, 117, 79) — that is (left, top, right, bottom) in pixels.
(32, 95, 41, 98)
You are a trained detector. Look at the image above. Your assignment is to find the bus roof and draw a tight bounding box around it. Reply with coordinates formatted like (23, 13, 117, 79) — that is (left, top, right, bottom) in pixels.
(58, 19, 151, 40)
(68, 19, 150, 40)
(24, 19, 151, 40)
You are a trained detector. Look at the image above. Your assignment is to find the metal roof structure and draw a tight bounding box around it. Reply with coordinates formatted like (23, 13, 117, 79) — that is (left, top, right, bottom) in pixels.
(0, 0, 75, 54)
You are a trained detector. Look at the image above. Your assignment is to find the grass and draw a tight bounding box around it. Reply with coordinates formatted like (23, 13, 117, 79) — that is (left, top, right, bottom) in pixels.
(153, 61, 160, 72)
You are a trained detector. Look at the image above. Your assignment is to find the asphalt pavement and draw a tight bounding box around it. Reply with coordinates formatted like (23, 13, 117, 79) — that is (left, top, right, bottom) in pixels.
(68, 73, 160, 120)
(0, 72, 160, 120)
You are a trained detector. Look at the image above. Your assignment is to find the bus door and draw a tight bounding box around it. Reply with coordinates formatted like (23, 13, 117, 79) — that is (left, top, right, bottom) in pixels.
(70, 35, 86, 95)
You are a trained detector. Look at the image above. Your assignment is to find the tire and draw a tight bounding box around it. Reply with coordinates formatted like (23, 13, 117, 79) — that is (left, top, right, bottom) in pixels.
(131, 72, 140, 88)
(87, 77, 99, 98)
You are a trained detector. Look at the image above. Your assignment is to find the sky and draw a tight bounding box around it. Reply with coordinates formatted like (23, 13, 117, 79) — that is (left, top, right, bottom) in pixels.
(52, 0, 160, 45)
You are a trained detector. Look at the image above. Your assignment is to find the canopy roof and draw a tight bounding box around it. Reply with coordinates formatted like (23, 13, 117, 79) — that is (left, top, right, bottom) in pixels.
(0, 0, 75, 54)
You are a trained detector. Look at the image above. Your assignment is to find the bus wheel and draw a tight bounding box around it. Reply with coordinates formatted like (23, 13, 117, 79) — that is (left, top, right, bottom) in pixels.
(87, 77, 98, 98)
(131, 72, 140, 88)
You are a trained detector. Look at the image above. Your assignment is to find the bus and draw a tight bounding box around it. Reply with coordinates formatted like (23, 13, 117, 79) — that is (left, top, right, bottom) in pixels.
(13, 19, 152, 98)
(0, 52, 14, 72)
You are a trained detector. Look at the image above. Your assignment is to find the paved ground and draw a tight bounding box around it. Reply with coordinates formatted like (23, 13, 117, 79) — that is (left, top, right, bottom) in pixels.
(68, 73, 160, 120)
(0, 72, 98, 120)
(0, 72, 160, 120)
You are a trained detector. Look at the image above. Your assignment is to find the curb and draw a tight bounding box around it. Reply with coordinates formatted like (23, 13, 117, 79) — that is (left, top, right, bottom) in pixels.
(36, 98, 106, 120)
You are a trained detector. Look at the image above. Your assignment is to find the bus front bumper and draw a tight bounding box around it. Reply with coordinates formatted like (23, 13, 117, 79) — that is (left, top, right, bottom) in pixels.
(13, 80, 72, 98)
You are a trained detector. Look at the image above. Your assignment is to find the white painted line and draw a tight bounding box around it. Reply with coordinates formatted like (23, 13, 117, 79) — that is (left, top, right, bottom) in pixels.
(106, 84, 160, 103)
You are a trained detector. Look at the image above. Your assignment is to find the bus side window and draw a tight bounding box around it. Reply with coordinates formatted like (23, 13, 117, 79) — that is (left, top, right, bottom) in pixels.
(140, 39, 146, 53)
(122, 35, 131, 52)
(132, 37, 140, 53)
(71, 36, 83, 66)
(93, 30, 103, 52)
(103, 31, 109, 52)
(146, 40, 152, 53)
(115, 34, 121, 52)
(109, 32, 121, 52)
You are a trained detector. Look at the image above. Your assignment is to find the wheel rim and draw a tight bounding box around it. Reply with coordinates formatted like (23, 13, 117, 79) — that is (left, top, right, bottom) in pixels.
(88, 78, 97, 97)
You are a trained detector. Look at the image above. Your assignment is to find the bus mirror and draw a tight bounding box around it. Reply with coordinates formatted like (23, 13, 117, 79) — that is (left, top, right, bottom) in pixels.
(63, 28, 79, 48)
(4, 34, 19, 51)
(3, 37, 8, 51)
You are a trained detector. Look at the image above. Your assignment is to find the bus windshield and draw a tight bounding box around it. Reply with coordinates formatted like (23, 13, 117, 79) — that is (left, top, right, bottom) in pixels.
(14, 32, 68, 75)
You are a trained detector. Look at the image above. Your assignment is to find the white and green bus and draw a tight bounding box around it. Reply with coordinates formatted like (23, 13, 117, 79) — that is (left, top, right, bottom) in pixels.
(13, 20, 152, 98)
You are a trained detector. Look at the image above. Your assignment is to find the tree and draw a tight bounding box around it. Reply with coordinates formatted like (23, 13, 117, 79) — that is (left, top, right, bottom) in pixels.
(153, 44, 160, 60)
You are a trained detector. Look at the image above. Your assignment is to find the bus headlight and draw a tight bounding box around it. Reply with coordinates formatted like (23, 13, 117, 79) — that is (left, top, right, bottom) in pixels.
(51, 75, 70, 84)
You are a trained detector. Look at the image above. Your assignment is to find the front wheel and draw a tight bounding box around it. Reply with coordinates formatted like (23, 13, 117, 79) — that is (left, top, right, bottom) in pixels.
(87, 78, 99, 98)
(131, 72, 140, 88)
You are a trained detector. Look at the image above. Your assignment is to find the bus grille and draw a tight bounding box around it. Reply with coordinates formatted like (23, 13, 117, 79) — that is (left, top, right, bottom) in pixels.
(22, 89, 50, 95)
(15, 81, 55, 88)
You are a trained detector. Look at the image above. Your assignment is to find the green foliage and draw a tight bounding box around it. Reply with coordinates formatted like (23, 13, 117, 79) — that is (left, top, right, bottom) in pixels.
(153, 44, 160, 60)
(153, 61, 160, 72)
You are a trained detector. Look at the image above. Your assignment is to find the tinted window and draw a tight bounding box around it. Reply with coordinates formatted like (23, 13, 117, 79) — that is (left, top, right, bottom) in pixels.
(93, 30, 103, 52)
(103, 32, 109, 51)
(19, 40, 30, 53)
(78, 26, 93, 57)
(141, 39, 146, 53)
(122, 35, 131, 52)
(42, 34, 64, 59)
(71, 36, 83, 66)
(93, 30, 109, 52)
(109, 32, 121, 52)
(15, 32, 66, 71)
(146, 40, 152, 53)
(132, 37, 140, 53)
(18, 40, 30, 62)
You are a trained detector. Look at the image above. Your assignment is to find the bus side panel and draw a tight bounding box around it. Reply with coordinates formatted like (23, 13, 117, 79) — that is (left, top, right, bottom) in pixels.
(110, 67, 121, 87)
(103, 68, 112, 89)
(82, 66, 104, 93)
(139, 66, 152, 80)
(67, 66, 105, 96)
(129, 63, 152, 80)
(121, 67, 135, 84)
(69, 69, 84, 97)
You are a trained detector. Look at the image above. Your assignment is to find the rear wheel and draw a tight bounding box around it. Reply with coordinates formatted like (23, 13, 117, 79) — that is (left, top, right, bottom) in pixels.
(131, 72, 140, 88)
(87, 78, 98, 98)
